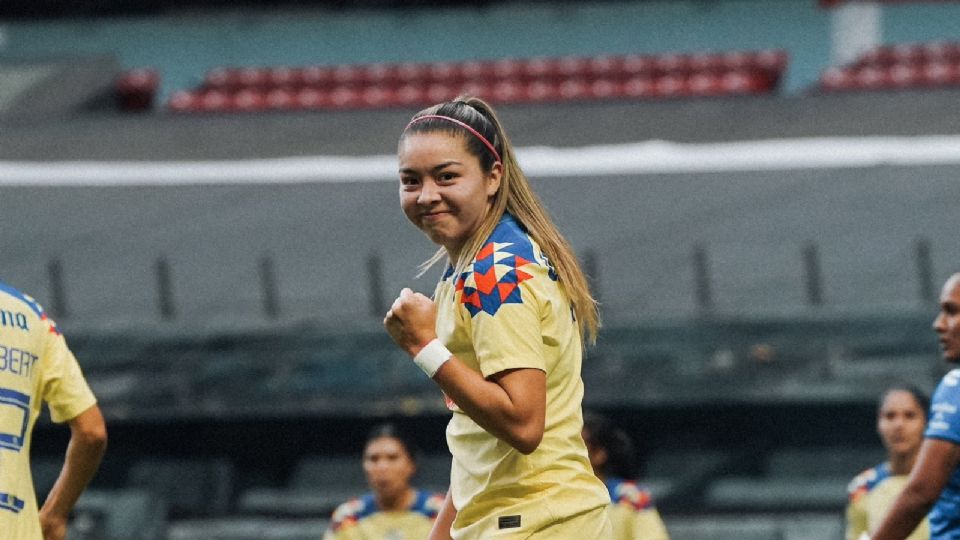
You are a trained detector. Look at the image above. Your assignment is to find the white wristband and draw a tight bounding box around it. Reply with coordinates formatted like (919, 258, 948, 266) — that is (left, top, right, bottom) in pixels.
(413, 339, 452, 378)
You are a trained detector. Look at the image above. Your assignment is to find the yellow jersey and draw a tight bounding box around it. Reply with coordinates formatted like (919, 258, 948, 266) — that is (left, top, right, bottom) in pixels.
(846, 462, 929, 540)
(323, 490, 444, 540)
(606, 478, 670, 540)
(0, 282, 97, 540)
(434, 214, 610, 539)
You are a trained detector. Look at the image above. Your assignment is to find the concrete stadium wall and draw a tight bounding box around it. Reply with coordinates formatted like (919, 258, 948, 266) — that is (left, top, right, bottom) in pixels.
(2, 163, 957, 335)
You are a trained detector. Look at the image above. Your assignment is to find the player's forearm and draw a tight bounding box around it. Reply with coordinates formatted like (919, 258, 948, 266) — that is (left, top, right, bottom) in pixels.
(434, 358, 543, 454)
(429, 491, 456, 540)
(871, 487, 935, 540)
(40, 422, 107, 520)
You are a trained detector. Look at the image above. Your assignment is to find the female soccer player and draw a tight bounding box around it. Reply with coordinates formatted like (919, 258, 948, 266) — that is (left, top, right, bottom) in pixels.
(872, 273, 960, 540)
(582, 412, 671, 540)
(846, 387, 930, 540)
(383, 96, 612, 539)
(323, 424, 445, 540)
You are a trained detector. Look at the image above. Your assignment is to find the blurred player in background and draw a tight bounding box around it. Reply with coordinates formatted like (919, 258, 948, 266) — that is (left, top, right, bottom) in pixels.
(582, 412, 670, 540)
(873, 273, 960, 540)
(846, 387, 930, 540)
(0, 281, 106, 540)
(323, 423, 444, 540)
(384, 96, 612, 539)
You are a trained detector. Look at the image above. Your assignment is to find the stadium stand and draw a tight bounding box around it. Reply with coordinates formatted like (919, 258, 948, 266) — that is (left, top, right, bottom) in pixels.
(68, 488, 167, 540)
(167, 49, 787, 111)
(6, 2, 960, 539)
(821, 41, 960, 91)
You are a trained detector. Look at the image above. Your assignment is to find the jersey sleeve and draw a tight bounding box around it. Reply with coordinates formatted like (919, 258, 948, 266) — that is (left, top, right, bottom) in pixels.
(468, 261, 549, 378)
(926, 370, 960, 444)
(40, 329, 97, 423)
(845, 494, 869, 540)
(632, 508, 671, 540)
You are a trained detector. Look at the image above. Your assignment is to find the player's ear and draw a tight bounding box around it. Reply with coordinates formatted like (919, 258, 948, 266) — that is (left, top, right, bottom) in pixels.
(485, 161, 502, 197)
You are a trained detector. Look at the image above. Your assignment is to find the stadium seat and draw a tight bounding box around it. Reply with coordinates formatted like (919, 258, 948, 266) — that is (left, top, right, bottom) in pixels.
(127, 458, 235, 516)
(69, 488, 167, 540)
(115, 68, 159, 112)
(166, 517, 329, 540)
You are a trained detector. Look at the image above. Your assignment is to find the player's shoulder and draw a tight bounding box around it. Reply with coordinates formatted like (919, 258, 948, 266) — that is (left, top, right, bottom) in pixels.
(0, 281, 61, 336)
(412, 490, 446, 519)
(847, 463, 887, 500)
(609, 478, 655, 511)
(329, 494, 376, 531)
(935, 369, 960, 396)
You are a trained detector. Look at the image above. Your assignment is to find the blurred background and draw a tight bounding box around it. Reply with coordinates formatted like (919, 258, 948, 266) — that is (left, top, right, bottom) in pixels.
(2, 0, 960, 538)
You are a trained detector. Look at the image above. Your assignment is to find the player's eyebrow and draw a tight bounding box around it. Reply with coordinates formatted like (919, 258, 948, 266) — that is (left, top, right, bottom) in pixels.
(399, 160, 462, 175)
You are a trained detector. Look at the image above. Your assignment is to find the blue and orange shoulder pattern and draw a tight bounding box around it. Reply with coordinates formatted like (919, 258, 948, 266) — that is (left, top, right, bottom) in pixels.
(0, 280, 61, 335)
(847, 462, 889, 503)
(443, 214, 556, 318)
(607, 478, 656, 512)
(328, 490, 444, 532)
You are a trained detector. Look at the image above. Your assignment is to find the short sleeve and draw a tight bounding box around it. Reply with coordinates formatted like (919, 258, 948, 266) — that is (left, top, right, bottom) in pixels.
(846, 495, 868, 540)
(470, 263, 548, 378)
(926, 370, 960, 445)
(41, 331, 97, 423)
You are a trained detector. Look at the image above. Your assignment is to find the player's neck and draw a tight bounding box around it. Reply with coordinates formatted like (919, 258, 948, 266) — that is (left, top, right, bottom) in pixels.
(376, 487, 416, 512)
(888, 452, 917, 476)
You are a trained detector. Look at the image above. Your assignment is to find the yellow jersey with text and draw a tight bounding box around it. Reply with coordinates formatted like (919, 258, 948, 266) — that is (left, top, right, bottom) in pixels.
(0, 282, 97, 540)
(434, 214, 610, 539)
(846, 462, 929, 540)
(323, 490, 444, 540)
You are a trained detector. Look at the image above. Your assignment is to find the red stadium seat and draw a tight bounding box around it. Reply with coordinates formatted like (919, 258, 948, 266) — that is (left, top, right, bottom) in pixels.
(622, 76, 656, 98)
(300, 66, 335, 87)
(622, 55, 657, 78)
(654, 74, 690, 97)
(425, 84, 457, 104)
(200, 90, 232, 112)
(232, 89, 266, 111)
(115, 68, 159, 112)
(295, 88, 328, 110)
(396, 84, 427, 107)
(688, 72, 724, 96)
(264, 89, 295, 110)
(524, 80, 559, 102)
(167, 90, 201, 112)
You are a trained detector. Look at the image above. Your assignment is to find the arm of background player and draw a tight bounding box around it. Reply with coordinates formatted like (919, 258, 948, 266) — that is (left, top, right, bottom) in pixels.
(871, 438, 960, 540)
(428, 491, 456, 540)
(39, 405, 108, 540)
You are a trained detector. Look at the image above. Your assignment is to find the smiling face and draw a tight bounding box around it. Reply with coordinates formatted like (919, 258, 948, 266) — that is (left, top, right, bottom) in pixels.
(362, 436, 416, 501)
(877, 390, 926, 459)
(398, 131, 501, 258)
(934, 274, 960, 363)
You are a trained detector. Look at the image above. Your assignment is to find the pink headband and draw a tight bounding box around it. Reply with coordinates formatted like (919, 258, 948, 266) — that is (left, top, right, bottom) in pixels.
(405, 114, 502, 164)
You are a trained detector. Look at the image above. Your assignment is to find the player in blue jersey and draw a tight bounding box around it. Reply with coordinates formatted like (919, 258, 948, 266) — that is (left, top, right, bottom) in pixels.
(323, 423, 445, 540)
(846, 387, 929, 540)
(0, 281, 107, 540)
(873, 273, 960, 540)
(582, 412, 670, 540)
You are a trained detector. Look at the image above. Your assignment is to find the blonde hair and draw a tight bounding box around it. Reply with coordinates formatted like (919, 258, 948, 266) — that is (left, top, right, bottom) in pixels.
(400, 96, 600, 343)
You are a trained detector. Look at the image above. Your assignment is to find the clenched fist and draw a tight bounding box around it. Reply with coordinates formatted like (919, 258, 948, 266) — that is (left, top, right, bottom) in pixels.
(384, 288, 438, 357)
